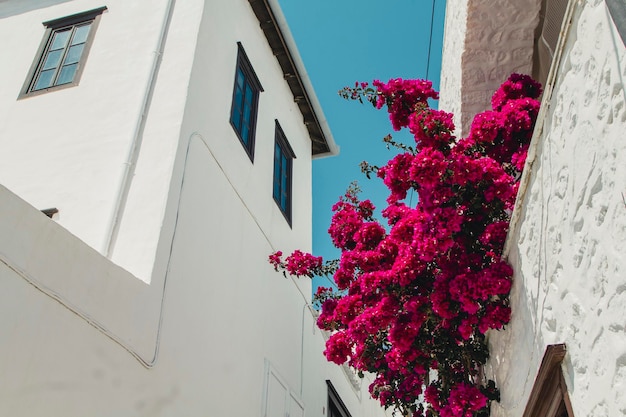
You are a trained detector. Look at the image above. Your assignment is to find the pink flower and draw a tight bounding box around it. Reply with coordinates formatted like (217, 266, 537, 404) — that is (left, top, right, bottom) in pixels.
(324, 332, 353, 364)
(378, 152, 415, 203)
(354, 222, 386, 251)
(373, 78, 439, 130)
(284, 250, 322, 277)
(491, 73, 542, 111)
(269, 73, 542, 417)
(440, 383, 488, 417)
(268, 251, 283, 270)
(409, 109, 456, 150)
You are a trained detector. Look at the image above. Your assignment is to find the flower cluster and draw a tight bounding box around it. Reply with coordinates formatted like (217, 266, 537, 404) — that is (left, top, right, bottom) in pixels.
(270, 250, 322, 278)
(270, 74, 541, 417)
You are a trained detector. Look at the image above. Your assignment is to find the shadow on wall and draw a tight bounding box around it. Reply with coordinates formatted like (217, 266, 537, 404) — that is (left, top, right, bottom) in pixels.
(0, 0, 74, 19)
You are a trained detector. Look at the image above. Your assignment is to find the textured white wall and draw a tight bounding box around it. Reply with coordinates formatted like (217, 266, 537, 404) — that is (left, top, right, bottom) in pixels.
(486, 1, 626, 416)
(439, 0, 467, 134)
(439, 0, 541, 136)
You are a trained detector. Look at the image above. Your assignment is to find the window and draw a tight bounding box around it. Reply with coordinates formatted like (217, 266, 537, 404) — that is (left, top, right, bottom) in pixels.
(230, 42, 263, 160)
(273, 121, 295, 224)
(327, 380, 352, 417)
(20, 7, 106, 97)
(523, 344, 575, 417)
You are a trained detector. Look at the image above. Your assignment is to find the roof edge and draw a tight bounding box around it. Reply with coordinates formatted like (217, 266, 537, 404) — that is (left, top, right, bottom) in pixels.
(247, 0, 339, 157)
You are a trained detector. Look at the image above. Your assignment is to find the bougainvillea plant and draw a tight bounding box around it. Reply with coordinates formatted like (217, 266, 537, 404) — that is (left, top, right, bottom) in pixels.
(270, 74, 541, 417)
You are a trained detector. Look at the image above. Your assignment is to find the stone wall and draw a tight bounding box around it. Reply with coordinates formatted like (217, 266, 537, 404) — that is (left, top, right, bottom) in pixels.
(439, 0, 541, 136)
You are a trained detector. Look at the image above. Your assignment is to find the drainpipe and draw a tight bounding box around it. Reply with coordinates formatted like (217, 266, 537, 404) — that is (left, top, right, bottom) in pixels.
(102, 0, 177, 257)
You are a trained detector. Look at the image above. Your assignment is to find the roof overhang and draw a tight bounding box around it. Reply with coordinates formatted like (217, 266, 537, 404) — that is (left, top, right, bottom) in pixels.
(248, 0, 339, 158)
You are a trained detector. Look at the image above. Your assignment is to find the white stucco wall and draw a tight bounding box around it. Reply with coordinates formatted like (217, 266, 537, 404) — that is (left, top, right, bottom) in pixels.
(439, 0, 468, 133)
(486, 1, 626, 416)
(0, 1, 389, 416)
(0, 0, 333, 283)
(0, 176, 385, 416)
(0, 0, 201, 280)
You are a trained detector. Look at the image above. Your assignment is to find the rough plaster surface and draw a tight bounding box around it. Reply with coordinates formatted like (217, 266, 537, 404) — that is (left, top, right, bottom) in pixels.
(486, 1, 626, 416)
(439, 0, 467, 131)
(439, 0, 541, 136)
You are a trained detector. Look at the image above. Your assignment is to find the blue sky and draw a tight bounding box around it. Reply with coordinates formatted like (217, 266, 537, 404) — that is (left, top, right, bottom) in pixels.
(277, 0, 447, 291)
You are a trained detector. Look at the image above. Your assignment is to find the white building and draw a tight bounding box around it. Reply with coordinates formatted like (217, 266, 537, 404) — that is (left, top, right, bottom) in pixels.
(0, 1, 389, 416)
(440, 1, 626, 416)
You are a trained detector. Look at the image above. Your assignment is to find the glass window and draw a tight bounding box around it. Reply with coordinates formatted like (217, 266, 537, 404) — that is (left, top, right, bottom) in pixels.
(273, 121, 295, 225)
(229, 43, 263, 160)
(20, 7, 106, 97)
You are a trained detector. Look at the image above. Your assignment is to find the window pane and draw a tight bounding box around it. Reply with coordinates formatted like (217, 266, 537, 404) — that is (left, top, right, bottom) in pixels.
(50, 29, 71, 50)
(281, 156, 288, 179)
(241, 124, 250, 145)
(56, 63, 78, 85)
(274, 150, 281, 199)
(24, 9, 105, 95)
(236, 68, 245, 89)
(273, 138, 291, 214)
(63, 44, 84, 65)
(243, 103, 252, 125)
(281, 162, 288, 201)
(274, 144, 281, 163)
(42, 49, 63, 70)
(33, 69, 55, 90)
(245, 84, 253, 104)
(71, 23, 92, 45)
(273, 180, 280, 201)
(234, 86, 243, 110)
(229, 45, 261, 159)
(231, 108, 242, 130)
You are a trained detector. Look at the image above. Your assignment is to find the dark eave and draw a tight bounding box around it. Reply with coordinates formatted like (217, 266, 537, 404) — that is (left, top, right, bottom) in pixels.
(247, 0, 331, 156)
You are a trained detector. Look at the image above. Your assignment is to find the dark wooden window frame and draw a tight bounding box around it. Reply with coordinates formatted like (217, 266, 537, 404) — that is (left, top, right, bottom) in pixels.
(272, 120, 295, 226)
(326, 380, 352, 417)
(523, 344, 575, 417)
(19, 6, 107, 99)
(229, 42, 263, 161)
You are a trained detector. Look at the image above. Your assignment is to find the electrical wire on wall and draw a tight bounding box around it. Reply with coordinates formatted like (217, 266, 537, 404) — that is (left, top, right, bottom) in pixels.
(425, 0, 436, 82)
